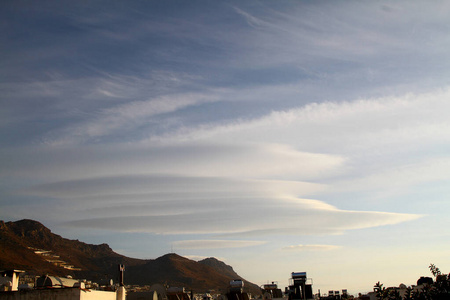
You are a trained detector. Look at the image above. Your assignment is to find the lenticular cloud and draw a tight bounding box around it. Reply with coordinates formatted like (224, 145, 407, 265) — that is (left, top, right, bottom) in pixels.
(42, 174, 421, 237)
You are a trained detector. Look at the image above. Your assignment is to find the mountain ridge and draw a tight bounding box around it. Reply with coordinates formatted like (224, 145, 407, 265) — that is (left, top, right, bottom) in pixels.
(0, 219, 261, 294)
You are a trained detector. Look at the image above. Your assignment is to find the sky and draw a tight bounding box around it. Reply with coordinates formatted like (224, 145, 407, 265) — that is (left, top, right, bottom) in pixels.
(1, 0, 450, 295)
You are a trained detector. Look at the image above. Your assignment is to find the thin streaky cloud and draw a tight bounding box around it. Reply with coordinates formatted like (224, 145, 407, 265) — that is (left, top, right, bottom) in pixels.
(45, 92, 220, 145)
(59, 199, 420, 235)
(282, 244, 341, 251)
(141, 88, 450, 151)
(233, 6, 266, 29)
(173, 240, 267, 250)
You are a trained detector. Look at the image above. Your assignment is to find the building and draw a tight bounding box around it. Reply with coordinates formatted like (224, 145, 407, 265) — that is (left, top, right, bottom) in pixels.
(0, 270, 126, 300)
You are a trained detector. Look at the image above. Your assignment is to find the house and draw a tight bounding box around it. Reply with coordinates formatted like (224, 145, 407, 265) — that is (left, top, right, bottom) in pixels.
(0, 270, 126, 300)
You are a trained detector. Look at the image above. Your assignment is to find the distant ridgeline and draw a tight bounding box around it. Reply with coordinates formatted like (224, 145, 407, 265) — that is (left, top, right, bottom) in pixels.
(0, 219, 261, 294)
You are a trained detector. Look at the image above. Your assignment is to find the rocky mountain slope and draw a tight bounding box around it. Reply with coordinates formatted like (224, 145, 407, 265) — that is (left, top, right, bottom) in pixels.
(0, 219, 261, 294)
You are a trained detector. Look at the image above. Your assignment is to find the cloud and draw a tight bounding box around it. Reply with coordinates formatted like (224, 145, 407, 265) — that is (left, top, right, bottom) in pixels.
(77, 94, 213, 137)
(0, 66, 208, 145)
(142, 88, 450, 157)
(55, 186, 420, 236)
(4, 141, 344, 184)
(21, 176, 324, 202)
(7, 89, 436, 239)
(328, 156, 450, 197)
(15, 166, 419, 236)
(233, 7, 266, 29)
(22, 173, 400, 237)
(44, 90, 220, 145)
(282, 244, 341, 251)
(173, 240, 266, 250)
(59, 207, 420, 236)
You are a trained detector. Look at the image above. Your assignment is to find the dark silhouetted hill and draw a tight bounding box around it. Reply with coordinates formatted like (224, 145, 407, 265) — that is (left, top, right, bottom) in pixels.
(199, 257, 239, 279)
(126, 254, 260, 294)
(0, 219, 261, 294)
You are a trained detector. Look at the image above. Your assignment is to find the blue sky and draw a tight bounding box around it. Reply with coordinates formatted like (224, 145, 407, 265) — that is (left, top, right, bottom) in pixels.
(1, 0, 450, 295)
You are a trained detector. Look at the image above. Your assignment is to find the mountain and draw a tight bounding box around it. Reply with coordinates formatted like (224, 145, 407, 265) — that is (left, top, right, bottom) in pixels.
(0, 219, 144, 279)
(198, 257, 239, 279)
(126, 254, 259, 294)
(0, 219, 261, 294)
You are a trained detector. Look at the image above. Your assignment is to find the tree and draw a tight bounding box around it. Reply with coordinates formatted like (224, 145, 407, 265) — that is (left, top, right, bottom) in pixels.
(427, 263, 449, 300)
(373, 264, 450, 300)
(402, 286, 413, 300)
(429, 264, 441, 278)
(374, 281, 387, 300)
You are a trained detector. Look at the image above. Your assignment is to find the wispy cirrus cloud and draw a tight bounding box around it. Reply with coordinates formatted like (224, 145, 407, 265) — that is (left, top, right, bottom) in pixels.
(282, 244, 341, 251)
(52, 92, 219, 144)
(141, 87, 450, 154)
(233, 6, 266, 29)
(329, 156, 450, 198)
(173, 240, 266, 250)
(1, 71, 200, 137)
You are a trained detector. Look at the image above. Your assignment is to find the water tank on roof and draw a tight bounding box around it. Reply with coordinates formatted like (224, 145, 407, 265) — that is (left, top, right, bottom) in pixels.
(167, 287, 185, 294)
(75, 282, 86, 289)
(97, 278, 114, 286)
(230, 279, 244, 288)
(264, 283, 278, 290)
(291, 272, 307, 279)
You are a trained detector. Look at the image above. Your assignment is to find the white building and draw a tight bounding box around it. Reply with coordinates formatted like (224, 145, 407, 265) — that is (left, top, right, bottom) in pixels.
(0, 270, 126, 300)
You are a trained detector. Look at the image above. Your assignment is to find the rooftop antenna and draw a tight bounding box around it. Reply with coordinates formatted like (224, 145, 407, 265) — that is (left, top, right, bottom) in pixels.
(118, 264, 125, 286)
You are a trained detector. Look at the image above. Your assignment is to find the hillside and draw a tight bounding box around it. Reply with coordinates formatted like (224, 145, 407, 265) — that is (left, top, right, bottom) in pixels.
(126, 254, 259, 294)
(0, 219, 144, 280)
(199, 257, 239, 279)
(0, 219, 261, 294)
